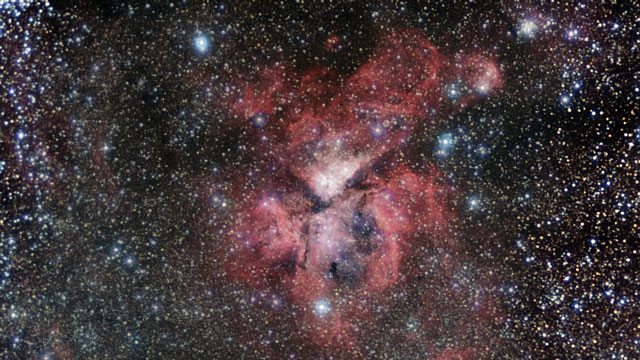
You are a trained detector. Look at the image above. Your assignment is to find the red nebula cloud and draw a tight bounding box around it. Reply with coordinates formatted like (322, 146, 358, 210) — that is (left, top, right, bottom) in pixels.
(200, 30, 502, 357)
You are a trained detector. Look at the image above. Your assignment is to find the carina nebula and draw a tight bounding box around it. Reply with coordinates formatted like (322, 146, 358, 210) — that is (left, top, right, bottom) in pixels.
(201, 30, 501, 356)
(3, 1, 638, 359)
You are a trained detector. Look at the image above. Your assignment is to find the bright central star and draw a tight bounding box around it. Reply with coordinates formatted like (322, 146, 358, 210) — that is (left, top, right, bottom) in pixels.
(193, 34, 210, 54)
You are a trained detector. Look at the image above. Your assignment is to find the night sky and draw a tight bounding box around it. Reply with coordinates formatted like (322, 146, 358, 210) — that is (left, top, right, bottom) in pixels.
(1, 1, 639, 359)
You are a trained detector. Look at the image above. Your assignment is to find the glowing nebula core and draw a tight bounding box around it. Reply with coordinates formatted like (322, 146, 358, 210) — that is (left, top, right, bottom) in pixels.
(204, 30, 501, 356)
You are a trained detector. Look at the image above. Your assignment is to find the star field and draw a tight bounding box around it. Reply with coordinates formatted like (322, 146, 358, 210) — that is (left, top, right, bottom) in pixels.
(1, 1, 639, 359)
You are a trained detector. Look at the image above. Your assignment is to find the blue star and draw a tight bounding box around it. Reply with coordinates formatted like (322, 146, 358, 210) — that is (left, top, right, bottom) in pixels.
(313, 299, 331, 317)
(16, 130, 26, 141)
(123, 255, 136, 268)
(435, 132, 456, 159)
(250, 113, 268, 129)
(193, 33, 211, 55)
(467, 195, 481, 211)
(370, 123, 385, 138)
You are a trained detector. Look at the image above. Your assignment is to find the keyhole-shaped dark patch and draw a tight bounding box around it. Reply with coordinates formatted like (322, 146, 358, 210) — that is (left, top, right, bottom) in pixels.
(328, 257, 361, 286)
(329, 261, 339, 277)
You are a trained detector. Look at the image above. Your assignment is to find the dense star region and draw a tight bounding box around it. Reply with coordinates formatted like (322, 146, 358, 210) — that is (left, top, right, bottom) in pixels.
(1, 1, 639, 359)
